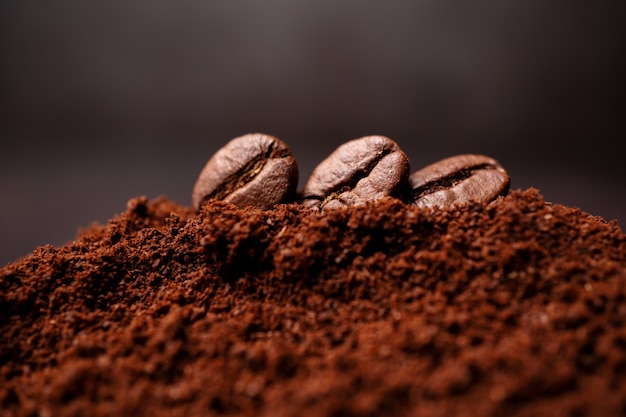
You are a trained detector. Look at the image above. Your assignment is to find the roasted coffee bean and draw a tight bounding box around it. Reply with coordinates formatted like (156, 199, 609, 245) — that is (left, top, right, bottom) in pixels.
(192, 133, 298, 210)
(302, 136, 410, 210)
(409, 154, 509, 209)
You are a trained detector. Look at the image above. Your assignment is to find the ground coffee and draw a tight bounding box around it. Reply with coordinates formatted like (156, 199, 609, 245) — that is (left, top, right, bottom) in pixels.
(1, 189, 625, 417)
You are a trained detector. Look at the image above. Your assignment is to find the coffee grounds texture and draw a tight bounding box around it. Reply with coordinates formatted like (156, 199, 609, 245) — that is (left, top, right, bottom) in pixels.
(1, 189, 625, 417)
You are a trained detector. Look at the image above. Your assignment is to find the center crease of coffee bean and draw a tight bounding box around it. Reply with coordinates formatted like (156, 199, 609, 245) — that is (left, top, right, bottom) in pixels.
(206, 144, 287, 202)
(311, 148, 393, 206)
(411, 163, 497, 199)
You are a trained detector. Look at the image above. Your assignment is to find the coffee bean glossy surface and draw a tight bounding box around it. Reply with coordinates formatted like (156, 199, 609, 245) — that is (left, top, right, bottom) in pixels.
(409, 154, 509, 209)
(303, 136, 409, 210)
(192, 133, 298, 210)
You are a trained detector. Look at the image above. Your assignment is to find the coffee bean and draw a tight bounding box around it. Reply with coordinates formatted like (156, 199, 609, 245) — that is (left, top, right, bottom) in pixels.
(302, 136, 410, 210)
(192, 133, 298, 210)
(409, 154, 510, 209)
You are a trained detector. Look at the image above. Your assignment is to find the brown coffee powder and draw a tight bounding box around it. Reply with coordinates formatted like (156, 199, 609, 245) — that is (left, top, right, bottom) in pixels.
(1, 189, 625, 417)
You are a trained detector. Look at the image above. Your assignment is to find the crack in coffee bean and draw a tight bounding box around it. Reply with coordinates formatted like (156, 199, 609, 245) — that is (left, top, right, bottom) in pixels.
(410, 163, 497, 200)
(192, 133, 298, 211)
(302, 136, 410, 210)
(318, 148, 392, 204)
(207, 143, 286, 201)
(409, 154, 510, 209)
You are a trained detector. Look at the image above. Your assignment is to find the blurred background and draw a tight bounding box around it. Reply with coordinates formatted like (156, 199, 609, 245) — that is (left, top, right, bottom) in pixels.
(1, 0, 624, 266)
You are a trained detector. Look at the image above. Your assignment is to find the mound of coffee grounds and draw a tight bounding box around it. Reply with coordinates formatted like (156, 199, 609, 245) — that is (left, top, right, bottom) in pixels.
(1, 189, 625, 417)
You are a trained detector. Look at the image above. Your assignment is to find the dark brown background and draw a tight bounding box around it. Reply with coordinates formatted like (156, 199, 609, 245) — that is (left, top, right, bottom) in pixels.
(1, 0, 624, 266)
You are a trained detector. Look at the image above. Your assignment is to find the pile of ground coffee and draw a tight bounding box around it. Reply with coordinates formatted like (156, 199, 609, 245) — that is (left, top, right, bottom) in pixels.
(1, 189, 625, 417)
